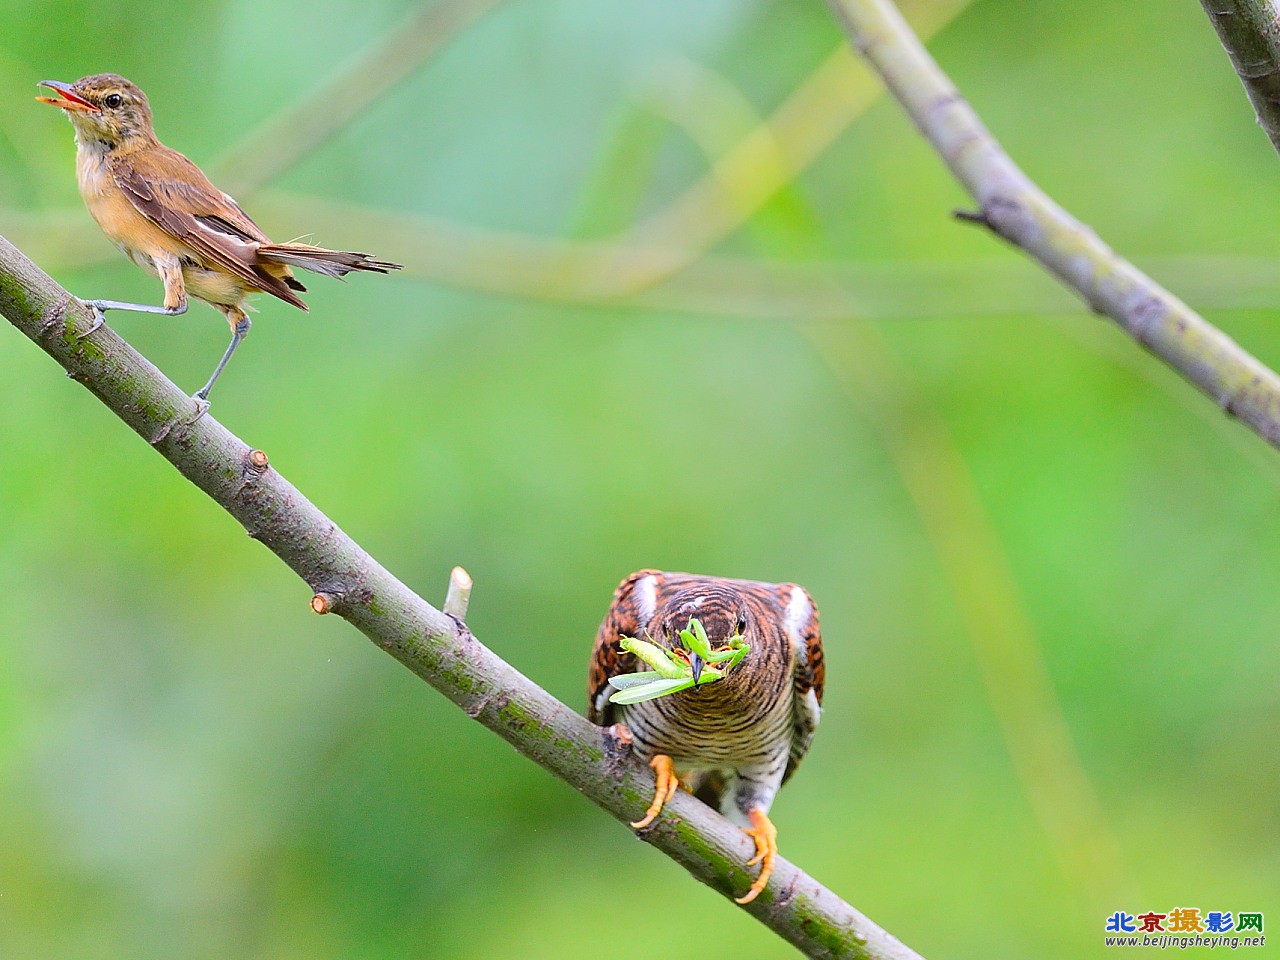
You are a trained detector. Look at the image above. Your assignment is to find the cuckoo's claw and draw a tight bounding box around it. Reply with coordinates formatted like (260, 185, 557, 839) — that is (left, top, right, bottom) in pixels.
(630, 754, 678, 829)
(735, 807, 778, 904)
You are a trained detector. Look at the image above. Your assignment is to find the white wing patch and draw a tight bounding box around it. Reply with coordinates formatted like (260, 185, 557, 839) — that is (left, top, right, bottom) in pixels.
(801, 688, 821, 725)
(793, 686, 824, 742)
(635, 573, 658, 625)
(785, 585, 813, 658)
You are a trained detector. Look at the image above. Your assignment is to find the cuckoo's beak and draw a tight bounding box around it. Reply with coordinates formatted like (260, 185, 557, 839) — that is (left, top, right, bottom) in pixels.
(36, 81, 99, 112)
(689, 651, 705, 687)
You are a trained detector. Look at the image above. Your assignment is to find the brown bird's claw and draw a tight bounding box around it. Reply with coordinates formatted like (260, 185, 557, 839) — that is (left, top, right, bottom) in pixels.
(630, 754, 678, 829)
(734, 808, 778, 904)
(76, 304, 105, 340)
(184, 395, 211, 425)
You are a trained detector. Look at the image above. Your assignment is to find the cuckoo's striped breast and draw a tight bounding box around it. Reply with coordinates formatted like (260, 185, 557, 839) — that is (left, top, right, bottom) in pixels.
(622, 649, 793, 769)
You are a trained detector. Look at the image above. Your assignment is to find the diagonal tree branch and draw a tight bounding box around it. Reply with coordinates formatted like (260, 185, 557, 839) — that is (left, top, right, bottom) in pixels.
(0, 231, 924, 960)
(1199, 0, 1280, 157)
(825, 0, 1280, 452)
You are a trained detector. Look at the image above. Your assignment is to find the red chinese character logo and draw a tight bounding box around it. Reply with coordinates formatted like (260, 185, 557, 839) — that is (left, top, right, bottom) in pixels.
(1137, 912, 1167, 933)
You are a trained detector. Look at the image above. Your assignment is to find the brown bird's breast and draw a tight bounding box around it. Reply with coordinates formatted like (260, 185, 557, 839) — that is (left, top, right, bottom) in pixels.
(77, 147, 178, 267)
(75, 146, 256, 308)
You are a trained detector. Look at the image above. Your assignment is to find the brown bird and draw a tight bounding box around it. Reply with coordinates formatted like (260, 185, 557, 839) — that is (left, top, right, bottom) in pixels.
(587, 570, 824, 904)
(37, 74, 402, 402)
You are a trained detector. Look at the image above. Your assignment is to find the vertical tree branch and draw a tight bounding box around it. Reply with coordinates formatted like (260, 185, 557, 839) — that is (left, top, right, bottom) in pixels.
(1199, 0, 1280, 157)
(825, 0, 1280, 452)
(0, 232, 924, 960)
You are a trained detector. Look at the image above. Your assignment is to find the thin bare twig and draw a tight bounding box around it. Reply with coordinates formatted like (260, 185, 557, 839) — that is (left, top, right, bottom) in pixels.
(443, 565, 473, 620)
(0, 231, 924, 960)
(826, 0, 1280, 452)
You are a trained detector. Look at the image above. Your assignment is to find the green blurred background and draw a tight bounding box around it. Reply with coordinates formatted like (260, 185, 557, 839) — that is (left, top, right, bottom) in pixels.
(1, 0, 1277, 957)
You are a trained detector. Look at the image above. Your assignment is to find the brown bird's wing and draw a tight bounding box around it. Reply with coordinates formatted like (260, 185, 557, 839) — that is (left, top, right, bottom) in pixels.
(108, 145, 306, 309)
(587, 569, 664, 726)
(778, 583, 824, 785)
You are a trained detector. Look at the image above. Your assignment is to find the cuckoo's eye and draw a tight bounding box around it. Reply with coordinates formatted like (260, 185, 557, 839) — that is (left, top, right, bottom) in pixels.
(103, 93, 124, 109)
(735, 614, 747, 636)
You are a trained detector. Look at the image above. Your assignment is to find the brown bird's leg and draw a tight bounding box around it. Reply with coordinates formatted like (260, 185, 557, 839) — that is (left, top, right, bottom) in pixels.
(734, 807, 778, 904)
(78, 256, 188, 338)
(195, 305, 252, 402)
(630, 755, 679, 829)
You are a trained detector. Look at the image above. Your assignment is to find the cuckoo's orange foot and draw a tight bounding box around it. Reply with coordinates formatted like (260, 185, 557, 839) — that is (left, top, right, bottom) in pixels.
(734, 807, 778, 904)
(630, 754, 678, 829)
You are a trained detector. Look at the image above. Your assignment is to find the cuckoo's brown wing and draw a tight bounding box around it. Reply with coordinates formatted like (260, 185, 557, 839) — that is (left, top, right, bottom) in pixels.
(108, 145, 306, 309)
(586, 569, 665, 726)
(777, 583, 824, 785)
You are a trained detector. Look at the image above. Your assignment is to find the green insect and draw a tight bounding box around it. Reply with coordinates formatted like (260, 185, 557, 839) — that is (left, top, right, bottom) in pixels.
(606, 617, 750, 705)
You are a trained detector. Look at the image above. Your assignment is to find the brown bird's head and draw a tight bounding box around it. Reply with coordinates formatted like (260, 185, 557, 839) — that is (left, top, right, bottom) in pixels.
(37, 74, 154, 149)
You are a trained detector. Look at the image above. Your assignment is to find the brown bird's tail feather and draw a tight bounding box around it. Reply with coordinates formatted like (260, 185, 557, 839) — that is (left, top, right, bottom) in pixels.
(257, 242, 402, 279)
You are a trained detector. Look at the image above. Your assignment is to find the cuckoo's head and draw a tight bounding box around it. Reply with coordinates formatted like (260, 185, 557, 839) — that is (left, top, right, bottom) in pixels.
(38, 74, 155, 148)
(656, 585, 755, 687)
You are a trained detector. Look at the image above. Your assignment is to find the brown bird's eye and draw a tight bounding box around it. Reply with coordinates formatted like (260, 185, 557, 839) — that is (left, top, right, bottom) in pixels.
(735, 615, 747, 635)
(103, 93, 123, 109)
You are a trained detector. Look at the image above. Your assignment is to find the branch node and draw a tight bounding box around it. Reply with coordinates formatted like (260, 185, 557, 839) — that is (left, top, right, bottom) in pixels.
(959, 194, 1027, 242)
(443, 565, 473, 620)
(148, 419, 175, 446)
(1125, 295, 1167, 346)
(926, 90, 964, 122)
(607, 721, 634, 750)
(603, 722, 635, 776)
(952, 207, 990, 228)
(311, 592, 334, 615)
(769, 875, 801, 917)
(38, 294, 70, 339)
(231, 447, 272, 499)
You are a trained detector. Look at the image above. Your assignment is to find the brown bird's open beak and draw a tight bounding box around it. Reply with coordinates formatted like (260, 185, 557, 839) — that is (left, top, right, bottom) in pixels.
(36, 81, 98, 112)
